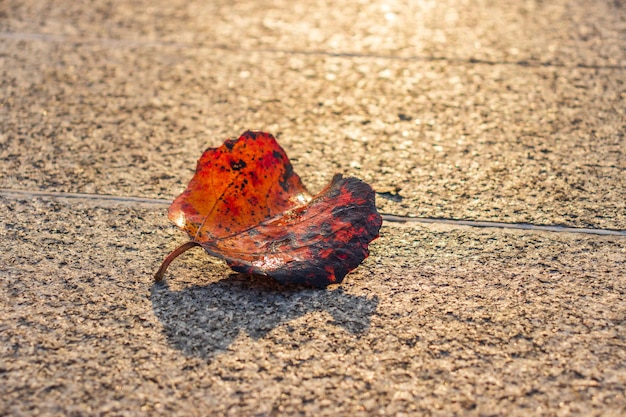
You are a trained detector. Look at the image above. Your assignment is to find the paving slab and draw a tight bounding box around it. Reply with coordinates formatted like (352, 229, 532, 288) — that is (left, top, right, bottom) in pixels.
(2, 0, 626, 229)
(1, 0, 625, 416)
(2, 0, 625, 66)
(1, 196, 625, 416)
(1, 36, 624, 228)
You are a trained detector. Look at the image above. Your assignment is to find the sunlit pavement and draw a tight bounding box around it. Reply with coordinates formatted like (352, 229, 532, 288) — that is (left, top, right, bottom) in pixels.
(1, 1, 625, 415)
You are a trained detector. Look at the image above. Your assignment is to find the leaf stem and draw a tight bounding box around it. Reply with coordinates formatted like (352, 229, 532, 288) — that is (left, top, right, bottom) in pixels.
(154, 241, 201, 281)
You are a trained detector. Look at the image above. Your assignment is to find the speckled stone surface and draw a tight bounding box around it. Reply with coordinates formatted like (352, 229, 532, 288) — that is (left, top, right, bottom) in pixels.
(1, 0, 625, 415)
(1, 197, 625, 416)
(2, 2, 625, 229)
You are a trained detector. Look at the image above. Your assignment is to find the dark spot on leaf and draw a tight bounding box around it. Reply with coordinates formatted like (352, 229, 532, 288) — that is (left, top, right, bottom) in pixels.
(278, 163, 294, 192)
(230, 159, 247, 171)
(243, 130, 257, 140)
(300, 231, 319, 242)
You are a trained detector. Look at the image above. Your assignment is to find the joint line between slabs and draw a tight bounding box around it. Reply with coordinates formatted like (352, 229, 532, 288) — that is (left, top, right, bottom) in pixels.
(1, 31, 625, 70)
(1, 188, 624, 237)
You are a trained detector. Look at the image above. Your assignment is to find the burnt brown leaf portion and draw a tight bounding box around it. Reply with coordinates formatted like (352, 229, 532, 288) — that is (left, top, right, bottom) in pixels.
(156, 131, 382, 287)
(209, 174, 382, 287)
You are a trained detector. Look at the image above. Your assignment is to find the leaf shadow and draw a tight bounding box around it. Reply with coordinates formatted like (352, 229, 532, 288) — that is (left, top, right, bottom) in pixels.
(150, 274, 379, 360)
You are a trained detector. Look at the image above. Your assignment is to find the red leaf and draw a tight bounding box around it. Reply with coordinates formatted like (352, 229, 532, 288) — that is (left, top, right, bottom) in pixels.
(155, 131, 382, 287)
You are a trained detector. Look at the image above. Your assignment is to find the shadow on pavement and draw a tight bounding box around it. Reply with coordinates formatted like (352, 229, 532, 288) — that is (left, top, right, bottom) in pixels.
(150, 274, 379, 360)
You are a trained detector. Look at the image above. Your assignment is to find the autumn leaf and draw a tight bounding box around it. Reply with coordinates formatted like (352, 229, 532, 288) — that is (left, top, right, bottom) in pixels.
(155, 131, 382, 288)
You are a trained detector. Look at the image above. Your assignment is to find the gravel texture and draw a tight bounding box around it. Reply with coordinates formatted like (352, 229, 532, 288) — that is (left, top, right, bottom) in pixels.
(1, 197, 625, 416)
(1, 0, 625, 415)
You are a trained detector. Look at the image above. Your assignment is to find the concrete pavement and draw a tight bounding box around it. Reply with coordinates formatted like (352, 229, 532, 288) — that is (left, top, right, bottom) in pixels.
(1, 0, 625, 415)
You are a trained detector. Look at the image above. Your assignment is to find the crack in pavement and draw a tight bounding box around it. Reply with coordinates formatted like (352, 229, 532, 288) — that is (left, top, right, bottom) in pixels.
(1, 31, 625, 70)
(2, 188, 624, 236)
